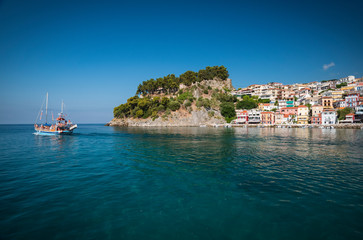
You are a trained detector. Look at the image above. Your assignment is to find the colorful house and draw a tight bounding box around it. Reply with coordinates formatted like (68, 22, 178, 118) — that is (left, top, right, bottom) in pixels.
(322, 96, 334, 109)
(297, 105, 309, 124)
(261, 112, 275, 125)
(275, 113, 284, 124)
(311, 105, 323, 116)
(258, 103, 275, 111)
(345, 93, 360, 108)
(280, 107, 298, 115)
(311, 114, 321, 124)
(235, 110, 248, 124)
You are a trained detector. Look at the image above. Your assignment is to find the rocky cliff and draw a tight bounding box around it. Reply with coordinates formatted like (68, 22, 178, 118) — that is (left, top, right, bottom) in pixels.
(108, 75, 234, 127)
(107, 108, 225, 127)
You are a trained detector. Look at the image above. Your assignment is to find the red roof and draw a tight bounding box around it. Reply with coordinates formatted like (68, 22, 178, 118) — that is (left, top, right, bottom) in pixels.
(298, 105, 307, 108)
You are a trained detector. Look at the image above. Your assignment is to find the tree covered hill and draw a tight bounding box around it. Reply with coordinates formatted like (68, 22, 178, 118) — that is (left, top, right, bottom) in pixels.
(113, 66, 237, 122)
(136, 66, 229, 95)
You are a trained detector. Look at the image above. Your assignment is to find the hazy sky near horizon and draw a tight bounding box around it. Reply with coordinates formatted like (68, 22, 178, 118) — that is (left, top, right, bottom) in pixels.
(1, 0, 363, 124)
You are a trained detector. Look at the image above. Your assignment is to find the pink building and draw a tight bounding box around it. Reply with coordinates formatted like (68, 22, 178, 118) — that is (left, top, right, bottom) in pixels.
(345, 93, 360, 108)
(280, 107, 298, 115)
(235, 110, 248, 124)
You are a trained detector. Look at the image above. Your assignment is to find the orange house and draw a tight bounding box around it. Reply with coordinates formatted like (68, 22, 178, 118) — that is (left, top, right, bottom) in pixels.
(261, 112, 275, 124)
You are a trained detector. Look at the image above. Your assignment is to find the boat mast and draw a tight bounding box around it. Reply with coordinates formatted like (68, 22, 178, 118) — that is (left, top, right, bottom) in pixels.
(45, 92, 48, 124)
(61, 100, 64, 114)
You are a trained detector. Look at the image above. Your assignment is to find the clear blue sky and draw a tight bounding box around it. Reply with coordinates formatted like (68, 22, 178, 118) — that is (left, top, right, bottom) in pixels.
(1, 0, 362, 124)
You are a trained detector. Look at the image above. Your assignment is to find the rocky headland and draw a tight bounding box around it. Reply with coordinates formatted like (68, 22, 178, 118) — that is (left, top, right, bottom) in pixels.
(108, 66, 235, 127)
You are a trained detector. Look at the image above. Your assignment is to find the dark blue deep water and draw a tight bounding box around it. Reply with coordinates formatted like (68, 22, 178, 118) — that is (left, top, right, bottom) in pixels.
(0, 124, 362, 239)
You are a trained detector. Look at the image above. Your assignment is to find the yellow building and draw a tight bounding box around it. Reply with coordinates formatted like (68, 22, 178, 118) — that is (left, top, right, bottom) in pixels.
(297, 105, 309, 124)
(322, 97, 333, 109)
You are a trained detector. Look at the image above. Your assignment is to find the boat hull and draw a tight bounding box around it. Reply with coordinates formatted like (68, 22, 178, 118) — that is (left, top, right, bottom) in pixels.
(34, 124, 77, 135)
(34, 130, 74, 135)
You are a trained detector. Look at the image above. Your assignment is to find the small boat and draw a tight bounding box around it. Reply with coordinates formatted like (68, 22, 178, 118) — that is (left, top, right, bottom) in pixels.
(34, 93, 77, 135)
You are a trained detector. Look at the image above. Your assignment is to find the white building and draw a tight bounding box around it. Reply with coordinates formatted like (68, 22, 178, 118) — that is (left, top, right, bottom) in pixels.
(321, 109, 337, 125)
(247, 110, 261, 124)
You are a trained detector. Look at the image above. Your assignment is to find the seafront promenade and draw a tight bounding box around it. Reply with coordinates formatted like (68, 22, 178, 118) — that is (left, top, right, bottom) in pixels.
(216, 123, 363, 129)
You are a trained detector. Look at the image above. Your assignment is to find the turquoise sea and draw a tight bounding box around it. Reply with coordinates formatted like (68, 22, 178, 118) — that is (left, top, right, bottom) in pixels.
(0, 124, 362, 239)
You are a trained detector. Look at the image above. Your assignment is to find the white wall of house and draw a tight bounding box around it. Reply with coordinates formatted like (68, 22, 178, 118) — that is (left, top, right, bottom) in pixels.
(322, 111, 337, 124)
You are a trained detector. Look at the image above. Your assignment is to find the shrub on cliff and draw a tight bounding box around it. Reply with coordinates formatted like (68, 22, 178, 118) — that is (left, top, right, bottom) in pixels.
(135, 109, 144, 118)
(220, 102, 236, 120)
(161, 97, 170, 107)
(184, 100, 192, 107)
(168, 101, 181, 111)
(177, 91, 193, 102)
(157, 105, 166, 112)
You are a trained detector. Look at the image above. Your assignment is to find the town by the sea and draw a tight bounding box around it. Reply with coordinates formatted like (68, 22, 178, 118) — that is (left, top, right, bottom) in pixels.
(0, 124, 362, 240)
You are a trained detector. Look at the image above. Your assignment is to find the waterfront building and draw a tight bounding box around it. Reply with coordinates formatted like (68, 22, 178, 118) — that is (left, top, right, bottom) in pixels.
(261, 112, 275, 125)
(247, 110, 261, 124)
(339, 113, 355, 124)
(311, 114, 321, 124)
(355, 105, 363, 122)
(275, 113, 284, 124)
(322, 109, 337, 125)
(297, 105, 309, 124)
(235, 110, 248, 124)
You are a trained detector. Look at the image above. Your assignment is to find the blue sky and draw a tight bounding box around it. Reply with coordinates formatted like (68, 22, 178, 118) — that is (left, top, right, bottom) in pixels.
(0, 0, 362, 124)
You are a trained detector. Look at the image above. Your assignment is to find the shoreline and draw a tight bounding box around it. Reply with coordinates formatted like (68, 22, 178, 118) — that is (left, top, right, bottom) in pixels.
(106, 121, 363, 129)
(228, 123, 363, 129)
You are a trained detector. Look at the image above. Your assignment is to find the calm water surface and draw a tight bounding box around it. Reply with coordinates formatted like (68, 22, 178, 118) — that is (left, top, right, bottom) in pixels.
(0, 124, 362, 239)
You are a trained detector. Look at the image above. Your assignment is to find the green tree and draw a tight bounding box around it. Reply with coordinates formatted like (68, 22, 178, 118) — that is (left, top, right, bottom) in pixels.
(220, 102, 236, 119)
(138, 98, 151, 111)
(236, 99, 257, 109)
(180, 71, 198, 86)
(337, 107, 353, 120)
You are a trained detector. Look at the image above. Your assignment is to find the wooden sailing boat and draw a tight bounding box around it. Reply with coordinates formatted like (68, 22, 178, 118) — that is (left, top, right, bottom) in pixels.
(34, 93, 77, 135)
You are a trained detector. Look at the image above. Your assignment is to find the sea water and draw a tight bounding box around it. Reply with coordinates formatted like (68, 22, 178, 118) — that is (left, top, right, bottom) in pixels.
(0, 124, 362, 239)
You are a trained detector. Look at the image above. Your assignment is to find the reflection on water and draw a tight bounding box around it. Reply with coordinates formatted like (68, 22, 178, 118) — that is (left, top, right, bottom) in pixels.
(0, 125, 362, 240)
